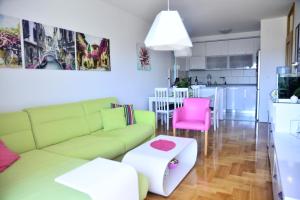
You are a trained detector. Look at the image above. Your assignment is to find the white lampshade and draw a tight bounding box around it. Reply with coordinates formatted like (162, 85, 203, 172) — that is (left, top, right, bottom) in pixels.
(144, 10, 193, 51)
(174, 47, 192, 57)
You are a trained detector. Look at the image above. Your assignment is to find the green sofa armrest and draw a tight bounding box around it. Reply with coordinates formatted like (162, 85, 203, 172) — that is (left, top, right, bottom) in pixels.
(134, 110, 155, 133)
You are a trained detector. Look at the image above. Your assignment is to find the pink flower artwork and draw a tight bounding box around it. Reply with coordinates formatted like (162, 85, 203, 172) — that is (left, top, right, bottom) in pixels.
(137, 43, 151, 71)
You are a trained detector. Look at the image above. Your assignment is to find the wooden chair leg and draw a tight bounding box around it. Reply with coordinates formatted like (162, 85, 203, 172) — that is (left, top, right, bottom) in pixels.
(155, 112, 158, 128)
(185, 129, 189, 137)
(173, 128, 176, 136)
(166, 113, 169, 131)
(205, 131, 208, 156)
(213, 116, 216, 131)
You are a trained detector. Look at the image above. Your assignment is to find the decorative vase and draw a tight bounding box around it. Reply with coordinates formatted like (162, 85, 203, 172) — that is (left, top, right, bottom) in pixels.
(290, 95, 298, 103)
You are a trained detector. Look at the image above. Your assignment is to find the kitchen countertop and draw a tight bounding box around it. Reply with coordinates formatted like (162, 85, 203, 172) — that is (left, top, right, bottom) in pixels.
(273, 132, 300, 200)
(195, 84, 257, 87)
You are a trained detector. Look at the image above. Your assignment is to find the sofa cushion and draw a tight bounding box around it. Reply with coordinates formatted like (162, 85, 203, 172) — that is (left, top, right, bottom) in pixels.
(43, 135, 126, 160)
(81, 97, 118, 133)
(102, 107, 127, 131)
(0, 140, 20, 173)
(0, 150, 90, 200)
(111, 103, 136, 125)
(93, 124, 154, 151)
(0, 111, 36, 153)
(25, 103, 89, 149)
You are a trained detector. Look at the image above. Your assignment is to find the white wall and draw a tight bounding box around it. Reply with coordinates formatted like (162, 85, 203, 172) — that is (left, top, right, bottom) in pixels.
(259, 16, 287, 122)
(0, 0, 173, 112)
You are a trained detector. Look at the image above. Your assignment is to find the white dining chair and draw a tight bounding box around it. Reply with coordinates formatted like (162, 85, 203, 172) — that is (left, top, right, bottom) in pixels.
(173, 88, 189, 108)
(191, 85, 199, 98)
(191, 85, 206, 97)
(211, 87, 220, 131)
(154, 88, 173, 130)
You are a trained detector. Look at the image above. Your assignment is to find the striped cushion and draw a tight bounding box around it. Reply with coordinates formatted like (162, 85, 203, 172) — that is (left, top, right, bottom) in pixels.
(111, 103, 136, 125)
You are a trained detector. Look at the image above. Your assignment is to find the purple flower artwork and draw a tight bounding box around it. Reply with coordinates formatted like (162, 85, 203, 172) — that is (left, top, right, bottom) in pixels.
(0, 15, 22, 68)
(76, 32, 111, 71)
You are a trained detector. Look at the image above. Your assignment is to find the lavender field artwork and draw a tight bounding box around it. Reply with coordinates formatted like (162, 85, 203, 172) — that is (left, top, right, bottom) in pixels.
(0, 15, 22, 68)
(137, 43, 151, 71)
(22, 20, 76, 70)
(76, 32, 111, 71)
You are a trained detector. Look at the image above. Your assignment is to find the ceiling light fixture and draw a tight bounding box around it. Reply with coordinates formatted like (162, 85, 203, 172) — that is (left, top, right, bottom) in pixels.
(219, 28, 232, 34)
(144, 0, 192, 51)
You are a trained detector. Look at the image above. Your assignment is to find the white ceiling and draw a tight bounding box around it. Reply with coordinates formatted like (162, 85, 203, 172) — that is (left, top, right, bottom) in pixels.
(100, 0, 293, 37)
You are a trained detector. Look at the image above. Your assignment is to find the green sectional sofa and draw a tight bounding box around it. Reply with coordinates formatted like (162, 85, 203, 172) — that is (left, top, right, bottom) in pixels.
(0, 97, 155, 200)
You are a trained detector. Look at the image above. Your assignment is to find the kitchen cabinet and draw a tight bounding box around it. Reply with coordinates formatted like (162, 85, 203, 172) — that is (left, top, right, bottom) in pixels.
(226, 86, 256, 112)
(228, 38, 254, 55)
(229, 54, 253, 68)
(206, 56, 227, 69)
(192, 43, 205, 56)
(189, 37, 260, 70)
(243, 86, 256, 111)
(205, 41, 228, 56)
(190, 56, 205, 70)
(176, 57, 190, 71)
(253, 37, 260, 52)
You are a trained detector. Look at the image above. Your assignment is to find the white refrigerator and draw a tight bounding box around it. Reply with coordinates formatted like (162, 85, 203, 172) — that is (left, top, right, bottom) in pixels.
(255, 50, 261, 121)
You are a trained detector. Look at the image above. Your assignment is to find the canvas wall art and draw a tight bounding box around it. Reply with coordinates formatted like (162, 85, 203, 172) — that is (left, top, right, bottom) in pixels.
(137, 43, 151, 71)
(0, 15, 22, 68)
(22, 20, 76, 70)
(76, 32, 111, 71)
(295, 23, 300, 63)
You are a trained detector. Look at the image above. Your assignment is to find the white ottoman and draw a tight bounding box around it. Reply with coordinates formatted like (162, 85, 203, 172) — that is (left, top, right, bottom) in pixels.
(55, 157, 139, 200)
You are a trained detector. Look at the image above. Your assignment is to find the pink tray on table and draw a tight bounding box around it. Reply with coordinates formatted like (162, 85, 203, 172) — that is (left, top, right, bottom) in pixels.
(150, 139, 176, 151)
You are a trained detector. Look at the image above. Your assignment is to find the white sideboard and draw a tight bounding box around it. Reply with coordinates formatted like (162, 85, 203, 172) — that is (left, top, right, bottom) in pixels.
(268, 102, 300, 200)
(269, 101, 300, 133)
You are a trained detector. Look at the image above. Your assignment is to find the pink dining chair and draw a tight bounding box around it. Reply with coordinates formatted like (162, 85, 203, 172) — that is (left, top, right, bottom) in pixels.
(173, 98, 211, 156)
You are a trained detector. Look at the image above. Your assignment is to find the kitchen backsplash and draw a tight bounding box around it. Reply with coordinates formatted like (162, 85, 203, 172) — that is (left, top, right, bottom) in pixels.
(188, 69, 257, 85)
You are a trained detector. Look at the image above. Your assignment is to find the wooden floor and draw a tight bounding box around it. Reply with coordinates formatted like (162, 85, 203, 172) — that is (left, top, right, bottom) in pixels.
(146, 120, 272, 200)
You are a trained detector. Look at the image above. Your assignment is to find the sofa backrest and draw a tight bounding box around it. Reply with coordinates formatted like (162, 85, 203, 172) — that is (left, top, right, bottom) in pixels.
(81, 97, 117, 133)
(0, 111, 36, 153)
(25, 102, 89, 149)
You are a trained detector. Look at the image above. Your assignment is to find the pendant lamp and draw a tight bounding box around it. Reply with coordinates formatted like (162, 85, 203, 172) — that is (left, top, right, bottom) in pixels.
(144, 0, 192, 51)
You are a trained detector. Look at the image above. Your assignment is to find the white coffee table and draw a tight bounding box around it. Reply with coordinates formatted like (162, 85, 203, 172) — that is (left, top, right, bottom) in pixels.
(55, 157, 139, 200)
(122, 135, 197, 196)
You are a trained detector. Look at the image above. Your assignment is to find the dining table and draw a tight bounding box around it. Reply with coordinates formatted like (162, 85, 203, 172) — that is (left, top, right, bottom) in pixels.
(148, 87, 225, 120)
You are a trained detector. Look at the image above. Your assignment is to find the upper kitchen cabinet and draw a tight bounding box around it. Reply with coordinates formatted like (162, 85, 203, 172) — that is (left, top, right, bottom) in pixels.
(253, 37, 260, 52)
(190, 56, 205, 70)
(228, 38, 260, 55)
(176, 57, 190, 71)
(192, 43, 206, 56)
(205, 41, 228, 56)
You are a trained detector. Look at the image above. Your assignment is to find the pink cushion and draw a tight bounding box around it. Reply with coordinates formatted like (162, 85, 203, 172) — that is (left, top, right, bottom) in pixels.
(173, 120, 206, 130)
(150, 139, 176, 151)
(0, 140, 20, 173)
